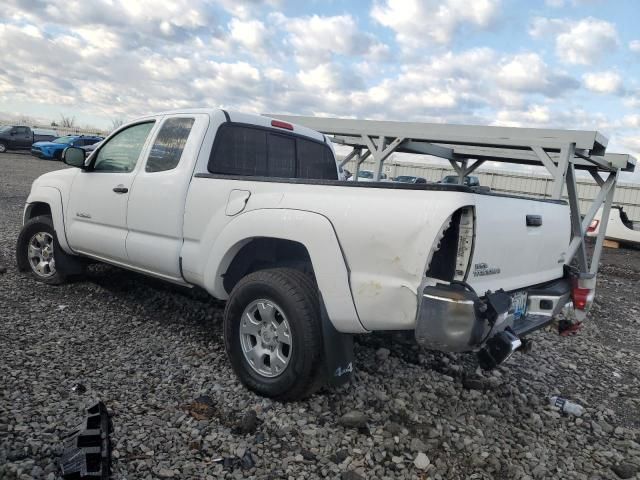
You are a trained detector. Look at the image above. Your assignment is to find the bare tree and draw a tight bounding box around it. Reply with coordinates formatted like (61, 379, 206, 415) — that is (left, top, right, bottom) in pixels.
(59, 114, 76, 128)
(111, 118, 125, 130)
(17, 114, 34, 126)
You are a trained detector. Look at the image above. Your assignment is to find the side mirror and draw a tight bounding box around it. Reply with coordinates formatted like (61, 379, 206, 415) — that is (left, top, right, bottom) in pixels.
(63, 147, 87, 168)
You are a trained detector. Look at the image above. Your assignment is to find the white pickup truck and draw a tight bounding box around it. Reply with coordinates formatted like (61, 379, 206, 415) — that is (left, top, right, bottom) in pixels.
(17, 109, 587, 400)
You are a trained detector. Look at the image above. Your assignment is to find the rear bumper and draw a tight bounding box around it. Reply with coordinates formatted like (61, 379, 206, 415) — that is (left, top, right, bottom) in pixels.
(415, 278, 571, 352)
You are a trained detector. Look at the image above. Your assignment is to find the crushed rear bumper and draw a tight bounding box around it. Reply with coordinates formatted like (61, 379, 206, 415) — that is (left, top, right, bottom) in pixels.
(415, 278, 572, 353)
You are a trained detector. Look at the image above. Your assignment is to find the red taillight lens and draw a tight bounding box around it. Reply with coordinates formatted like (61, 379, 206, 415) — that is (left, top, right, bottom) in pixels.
(271, 119, 293, 130)
(572, 286, 591, 310)
(587, 219, 599, 233)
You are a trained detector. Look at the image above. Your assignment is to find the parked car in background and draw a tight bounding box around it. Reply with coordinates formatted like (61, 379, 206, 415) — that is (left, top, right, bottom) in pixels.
(31, 135, 103, 160)
(348, 170, 387, 181)
(0, 126, 57, 153)
(587, 206, 640, 246)
(441, 175, 480, 187)
(393, 175, 427, 184)
(80, 140, 103, 157)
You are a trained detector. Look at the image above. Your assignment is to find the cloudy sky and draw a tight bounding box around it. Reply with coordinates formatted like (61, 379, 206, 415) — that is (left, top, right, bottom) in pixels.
(1, 0, 639, 178)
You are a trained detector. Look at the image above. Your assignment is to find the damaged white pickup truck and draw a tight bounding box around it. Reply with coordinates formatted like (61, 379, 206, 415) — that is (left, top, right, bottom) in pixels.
(18, 109, 611, 400)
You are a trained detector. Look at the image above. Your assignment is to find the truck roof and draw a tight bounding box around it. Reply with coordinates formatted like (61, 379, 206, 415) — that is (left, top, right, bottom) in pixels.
(147, 109, 327, 144)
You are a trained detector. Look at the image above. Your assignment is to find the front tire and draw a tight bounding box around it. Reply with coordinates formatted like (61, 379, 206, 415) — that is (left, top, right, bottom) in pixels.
(224, 268, 324, 401)
(0, 142, 7, 153)
(16, 215, 68, 285)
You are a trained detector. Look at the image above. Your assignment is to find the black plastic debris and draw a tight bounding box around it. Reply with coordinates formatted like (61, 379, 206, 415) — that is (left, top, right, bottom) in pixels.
(71, 383, 87, 394)
(221, 452, 256, 472)
(59, 401, 111, 479)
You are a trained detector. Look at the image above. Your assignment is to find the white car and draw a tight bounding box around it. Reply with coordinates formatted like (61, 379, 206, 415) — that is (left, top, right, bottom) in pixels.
(587, 206, 640, 245)
(17, 109, 585, 400)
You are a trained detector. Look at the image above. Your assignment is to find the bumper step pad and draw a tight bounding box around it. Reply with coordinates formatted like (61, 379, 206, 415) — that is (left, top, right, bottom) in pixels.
(59, 401, 112, 479)
(512, 314, 553, 337)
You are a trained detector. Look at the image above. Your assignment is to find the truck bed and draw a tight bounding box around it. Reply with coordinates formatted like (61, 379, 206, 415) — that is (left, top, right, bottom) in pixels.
(189, 174, 570, 331)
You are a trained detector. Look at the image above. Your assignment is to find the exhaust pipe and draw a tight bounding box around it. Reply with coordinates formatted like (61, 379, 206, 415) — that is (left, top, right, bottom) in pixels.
(477, 329, 522, 370)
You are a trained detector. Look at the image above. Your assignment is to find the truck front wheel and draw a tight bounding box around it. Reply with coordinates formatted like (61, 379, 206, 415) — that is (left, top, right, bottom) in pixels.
(224, 268, 324, 400)
(0, 142, 7, 153)
(16, 215, 69, 285)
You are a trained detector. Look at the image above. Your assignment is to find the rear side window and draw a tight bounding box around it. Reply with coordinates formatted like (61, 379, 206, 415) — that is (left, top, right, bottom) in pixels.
(208, 124, 337, 180)
(146, 117, 195, 173)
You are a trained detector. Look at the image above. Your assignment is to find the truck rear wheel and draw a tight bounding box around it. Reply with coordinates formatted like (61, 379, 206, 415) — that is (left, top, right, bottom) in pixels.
(223, 268, 324, 400)
(16, 215, 70, 285)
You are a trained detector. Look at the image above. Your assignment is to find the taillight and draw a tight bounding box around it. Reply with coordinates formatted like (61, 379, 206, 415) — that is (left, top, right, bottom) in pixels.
(571, 278, 594, 311)
(587, 219, 599, 233)
(271, 119, 293, 130)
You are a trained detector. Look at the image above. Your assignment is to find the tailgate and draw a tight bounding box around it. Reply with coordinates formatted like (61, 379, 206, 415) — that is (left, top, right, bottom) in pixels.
(467, 194, 570, 294)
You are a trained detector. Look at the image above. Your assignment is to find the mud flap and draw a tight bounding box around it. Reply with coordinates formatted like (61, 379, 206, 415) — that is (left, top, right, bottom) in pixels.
(319, 295, 354, 386)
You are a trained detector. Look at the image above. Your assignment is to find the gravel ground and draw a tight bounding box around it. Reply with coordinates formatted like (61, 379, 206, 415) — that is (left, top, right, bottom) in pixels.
(1, 152, 639, 480)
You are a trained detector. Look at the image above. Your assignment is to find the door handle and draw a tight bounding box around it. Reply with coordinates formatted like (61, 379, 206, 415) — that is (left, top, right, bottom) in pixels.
(113, 186, 128, 194)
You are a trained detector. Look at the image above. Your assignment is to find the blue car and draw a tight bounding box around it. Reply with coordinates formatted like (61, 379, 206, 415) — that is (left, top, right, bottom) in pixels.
(31, 135, 103, 160)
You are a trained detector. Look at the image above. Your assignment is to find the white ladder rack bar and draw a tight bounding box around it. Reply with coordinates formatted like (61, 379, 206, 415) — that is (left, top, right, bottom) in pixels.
(266, 113, 637, 288)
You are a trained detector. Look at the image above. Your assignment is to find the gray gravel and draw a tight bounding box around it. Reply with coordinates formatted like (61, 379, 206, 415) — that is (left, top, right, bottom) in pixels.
(1, 152, 639, 479)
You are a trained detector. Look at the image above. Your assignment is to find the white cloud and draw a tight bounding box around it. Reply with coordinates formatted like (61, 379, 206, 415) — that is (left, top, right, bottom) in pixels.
(621, 115, 640, 128)
(583, 71, 624, 94)
(276, 13, 388, 67)
(630, 40, 640, 53)
(556, 17, 619, 65)
(496, 53, 579, 96)
(229, 18, 267, 50)
(493, 104, 552, 127)
(528, 17, 565, 38)
(371, 0, 500, 48)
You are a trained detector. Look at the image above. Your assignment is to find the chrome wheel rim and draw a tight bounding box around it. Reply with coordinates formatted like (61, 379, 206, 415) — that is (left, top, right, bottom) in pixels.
(239, 299, 292, 378)
(27, 232, 56, 278)
(0, 144, 6, 153)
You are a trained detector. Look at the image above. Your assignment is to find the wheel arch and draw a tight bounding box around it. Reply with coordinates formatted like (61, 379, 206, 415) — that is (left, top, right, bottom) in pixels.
(203, 209, 365, 333)
(24, 187, 72, 254)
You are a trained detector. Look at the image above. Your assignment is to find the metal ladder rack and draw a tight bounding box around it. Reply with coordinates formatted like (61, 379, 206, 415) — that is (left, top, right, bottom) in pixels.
(268, 114, 636, 285)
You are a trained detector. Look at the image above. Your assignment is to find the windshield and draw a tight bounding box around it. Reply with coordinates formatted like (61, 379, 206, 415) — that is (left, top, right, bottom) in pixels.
(0, 126, 11, 132)
(358, 171, 374, 178)
(442, 176, 457, 183)
(53, 136, 78, 144)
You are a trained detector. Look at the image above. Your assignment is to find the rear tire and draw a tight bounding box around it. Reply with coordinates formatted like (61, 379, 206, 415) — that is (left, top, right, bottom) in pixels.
(0, 142, 7, 153)
(224, 268, 324, 401)
(16, 215, 70, 285)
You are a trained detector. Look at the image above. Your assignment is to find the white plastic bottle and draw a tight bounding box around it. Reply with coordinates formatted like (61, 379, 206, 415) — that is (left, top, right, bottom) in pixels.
(549, 396, 585, 416)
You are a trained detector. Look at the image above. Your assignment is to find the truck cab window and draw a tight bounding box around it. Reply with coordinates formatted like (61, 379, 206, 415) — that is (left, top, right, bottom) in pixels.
(267, 133, 295, 178)
(146, 117, 195, 173)
(209, 125, 268, 176)
(296, 139, 337, 180)
(93, 122, 155, 173)
(208, 124, 337, 180)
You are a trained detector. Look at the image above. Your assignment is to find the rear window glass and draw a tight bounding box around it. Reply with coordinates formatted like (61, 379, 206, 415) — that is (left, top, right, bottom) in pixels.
(208, 124, 337, 180)
(146, 117, 195, 172)
(209, 126, 267, 176)
(267, 133, 295, 178)
(296, 138, 336, 179)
